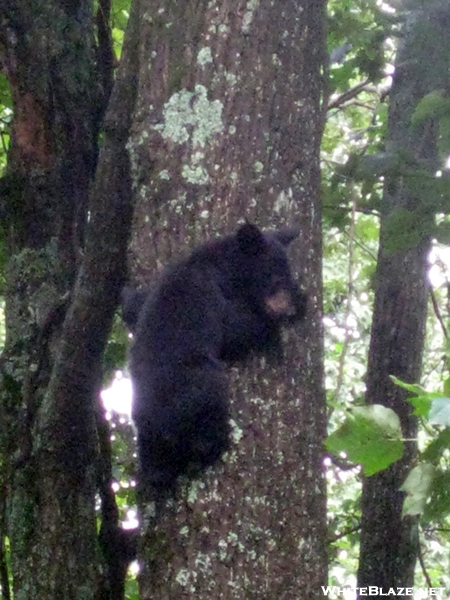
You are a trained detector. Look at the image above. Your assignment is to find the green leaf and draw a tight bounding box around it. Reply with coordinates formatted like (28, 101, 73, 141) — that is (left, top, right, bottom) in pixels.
(424, 469, 450, 521)
(406, 395, 432, 417)
(390, 375, 427, 396)
(397, 391, 450, 421)
(404, 171, 450, 211)
(411, 90, 450, 127)
(0, 72, 12, 108)
(401, 463, 435, 517)
(429, 397, 450, 426)
(326, 405, 404, 476)
(421, 428, 450, 462)
(383, 207, 431, 253)
(443, 377, 450, 397)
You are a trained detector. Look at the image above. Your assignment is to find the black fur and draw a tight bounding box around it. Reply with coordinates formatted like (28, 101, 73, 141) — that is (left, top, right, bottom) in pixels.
(125, 223, 307, 495)
(121, 286, 151, 333)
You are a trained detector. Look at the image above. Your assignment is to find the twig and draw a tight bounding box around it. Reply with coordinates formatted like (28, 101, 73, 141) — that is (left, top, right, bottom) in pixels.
(0, 484, 11, 600)
(430, 286, 448, 340)
(330, 190, 357, 414)
(417, 537, 433, 589)
(343, 227, 379, 263)
(323, 203, 381, 219)
(329, 524, 361, 543)
(327, 453, 359, 472)
(328, 79, 371, 111)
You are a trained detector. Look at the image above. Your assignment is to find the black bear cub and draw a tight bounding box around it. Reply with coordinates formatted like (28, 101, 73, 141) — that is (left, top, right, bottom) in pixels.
(125, 223, 306, 496)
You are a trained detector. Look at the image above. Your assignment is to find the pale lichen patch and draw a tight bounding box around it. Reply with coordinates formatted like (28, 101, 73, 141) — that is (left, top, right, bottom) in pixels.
(274, 188, 294, 213)
(242, 0, 260, 33)
(197, 46, 213, 66)
(153, 84, 224, 148)
(182, 163, 209, 185)
(175, 568, 194, 589)
(229, 418, 244, 444)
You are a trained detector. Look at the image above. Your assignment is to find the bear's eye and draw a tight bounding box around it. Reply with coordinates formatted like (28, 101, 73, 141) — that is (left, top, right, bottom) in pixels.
(271, 275, 291, 294)
(269, 276, 283, 290)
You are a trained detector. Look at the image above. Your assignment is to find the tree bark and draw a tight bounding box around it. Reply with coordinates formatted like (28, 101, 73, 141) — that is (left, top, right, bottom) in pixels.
(0, 0, 139, 597)
(126, 1, 328, 598)
(357, 1, 450, 593)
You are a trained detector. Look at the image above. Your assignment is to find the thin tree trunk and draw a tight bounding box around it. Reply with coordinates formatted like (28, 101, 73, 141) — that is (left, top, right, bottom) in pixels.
(357, 1, 450, 592)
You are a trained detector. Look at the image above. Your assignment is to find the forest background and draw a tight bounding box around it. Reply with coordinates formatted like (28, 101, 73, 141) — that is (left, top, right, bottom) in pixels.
(1, 0, 450, 599)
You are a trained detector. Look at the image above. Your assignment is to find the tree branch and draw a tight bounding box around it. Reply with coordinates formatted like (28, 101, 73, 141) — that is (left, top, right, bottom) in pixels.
(430, 286, 448, 340)
(328, 79, 371, 111)
(41, 0, 141, 477)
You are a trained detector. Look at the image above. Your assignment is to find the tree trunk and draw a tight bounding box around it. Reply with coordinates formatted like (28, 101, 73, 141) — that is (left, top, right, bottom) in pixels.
(0, 1, 138, 598)
(126, 0, 328, 598)
(357, 1, 450, 593)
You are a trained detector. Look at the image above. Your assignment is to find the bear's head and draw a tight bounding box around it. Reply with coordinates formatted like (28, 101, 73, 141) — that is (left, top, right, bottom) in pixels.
(233, 222, 306, 321)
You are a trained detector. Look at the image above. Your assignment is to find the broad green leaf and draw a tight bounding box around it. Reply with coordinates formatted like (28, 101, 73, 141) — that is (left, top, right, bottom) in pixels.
(429, 397, 450, 426)
(391, 376, 433, 416)
(390, 376, 427, 396)
(405, 394, 432, 417)
(424, 470, 450, 521)
(326, 405, 404, 476)
(411, 90, 450, 127)
(421, 428, 450, 462)
(401, 463, 435, 517)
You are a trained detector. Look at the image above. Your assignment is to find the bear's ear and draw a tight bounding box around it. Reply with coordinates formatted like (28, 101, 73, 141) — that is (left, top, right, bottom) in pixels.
(273, 227, 300, 247)
(121, 286, 149, 331)
(236, 222, 266, 254)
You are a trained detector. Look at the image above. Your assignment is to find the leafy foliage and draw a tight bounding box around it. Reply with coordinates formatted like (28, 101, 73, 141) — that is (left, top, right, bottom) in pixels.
(326, 405, 404, 475)
(411, 90, 450, 128)
(0, 72, 12, 175)
(328, 0, 395, 90)
(388, 377, 450, 524)
(401, 463, 435, 518)
(323, 0, 450, 589)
